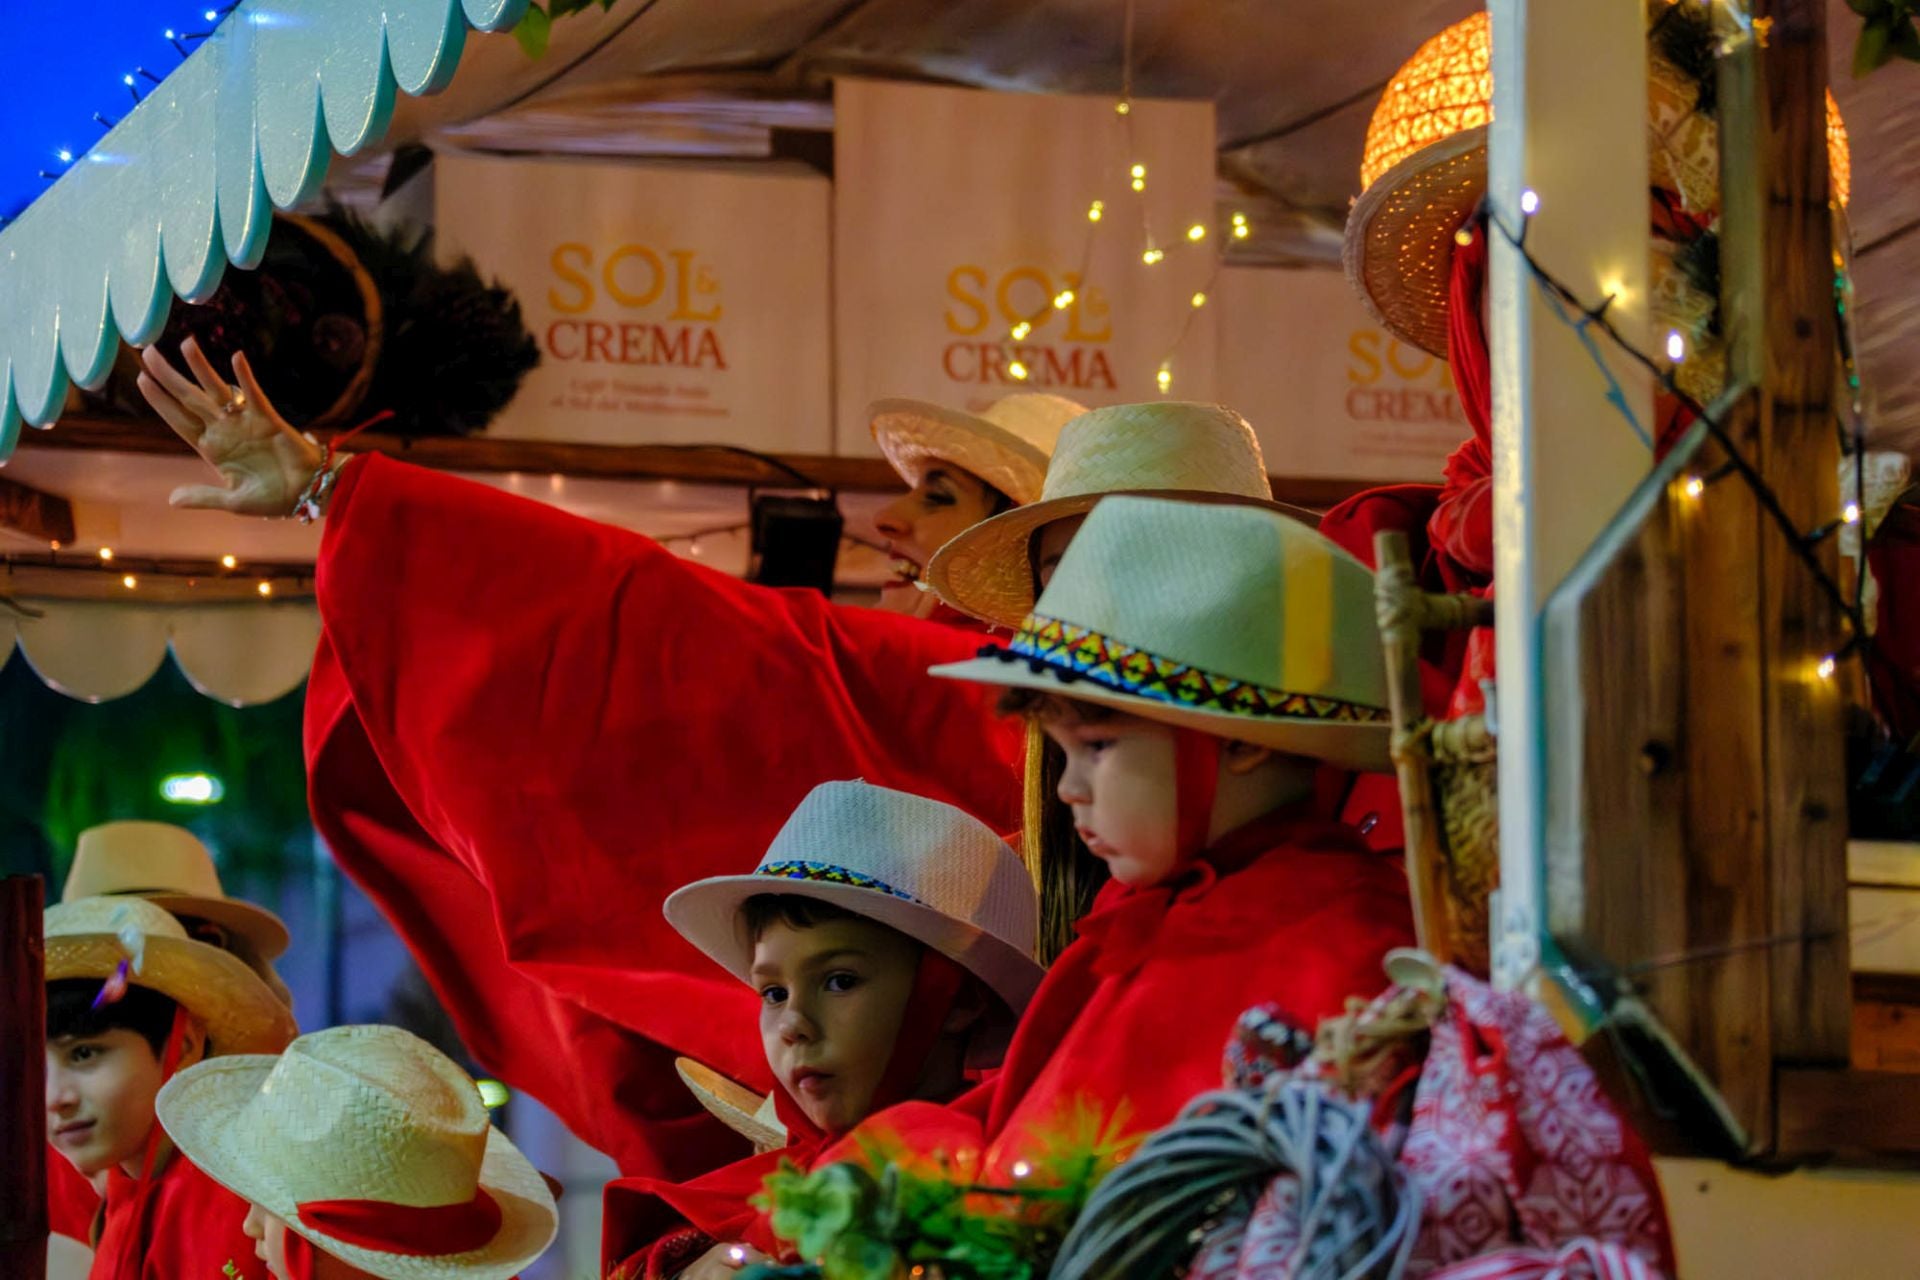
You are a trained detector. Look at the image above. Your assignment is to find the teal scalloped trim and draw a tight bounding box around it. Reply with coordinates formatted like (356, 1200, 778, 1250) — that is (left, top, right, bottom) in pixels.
(0, 0, 528, 453)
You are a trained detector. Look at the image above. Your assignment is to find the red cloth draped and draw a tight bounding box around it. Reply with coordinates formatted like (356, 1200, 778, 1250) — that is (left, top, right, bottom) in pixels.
(92, 1154, 264, 1280)
(306, 456, 1023, 1177)
(48, 1148, 99, 1246)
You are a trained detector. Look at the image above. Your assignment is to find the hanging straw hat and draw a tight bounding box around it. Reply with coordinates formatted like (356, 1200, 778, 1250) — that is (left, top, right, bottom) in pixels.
(44, 897, 295, 1055)
(64, 821, 290, 961)
(1344, 8, 1849, 363)
(931, 496, 1392, 772)
(156, 1025, 558, 1280)
(869, 392, 1087, 505)
(664, 780, 1043, 1065)
(925, 402, 1316, 630)
(675, 1057, 787, 1153)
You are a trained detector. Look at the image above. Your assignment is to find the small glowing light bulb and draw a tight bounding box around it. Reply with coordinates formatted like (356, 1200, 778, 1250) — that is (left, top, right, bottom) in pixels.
(122, 574, 137, 589)
(1190, 291, 1207, 308)
(1844, 501, 1862, 525)
(728, 1245, 748, 1265)
(1186, 223, 1207, 242)
(1454, 226, 1475, 247)
(1520, 188, 1541, 216)
(1665, 330, 1687, 362)
(164, 28, 177, 39)
(257, 580, 273, 597)
(1010, 320, 1032, 340)
(1008, 359, 1030, 381)
(1816, 654, 1837, 680)
(1232, 222, 1250, 239)
(124, 73, 137, 87)
(206, 9, 219, 20)
(220, 554, 237, 569)
(1011, 1160, 1032, 1179)
(1141, 247, 1164, 265)
(1115, 100, 1131, 116)
(1683, 475, 1705, 499)
(1156, 364, 1173, 394)
(1131, 175, 1146, 192)
(56, 148, 73, 164)
(1130, 163, 1146, 179)
(1088, 200, 1104, 222)
(99, 547, 114, 561)
(1053, 289, 1075, 309)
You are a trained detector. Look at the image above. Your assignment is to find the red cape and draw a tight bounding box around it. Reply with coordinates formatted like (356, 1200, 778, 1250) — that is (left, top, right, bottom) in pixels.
(305, 455, 1023, 1175)
(92, 1153, 264, 1280)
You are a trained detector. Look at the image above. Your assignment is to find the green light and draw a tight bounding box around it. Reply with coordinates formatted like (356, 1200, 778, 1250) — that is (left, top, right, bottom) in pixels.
(477, 1079, 510, 1109)
(159, 773, 225, 805)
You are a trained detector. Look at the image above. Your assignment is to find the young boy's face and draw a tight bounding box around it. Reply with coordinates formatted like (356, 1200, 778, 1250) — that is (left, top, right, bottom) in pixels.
(45, 1028, 167, 1176)
(1043, 705, 1185, 887)
(245, 1204, 371, 1280)
(751, 912, 922, 1132)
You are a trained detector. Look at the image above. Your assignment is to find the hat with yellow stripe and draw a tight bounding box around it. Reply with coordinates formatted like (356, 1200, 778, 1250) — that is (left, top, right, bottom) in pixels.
(930, 495, 1391, 772)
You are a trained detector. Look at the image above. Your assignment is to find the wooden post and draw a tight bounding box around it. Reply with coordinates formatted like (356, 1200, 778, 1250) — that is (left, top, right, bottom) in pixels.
(1, 875, 48, 1280)
(1486, 0, 1653, 989)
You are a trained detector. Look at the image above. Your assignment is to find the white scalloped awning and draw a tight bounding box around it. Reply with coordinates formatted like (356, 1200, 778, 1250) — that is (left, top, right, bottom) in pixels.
(0, 0, 526, 454)
(1, 600, 318, 705)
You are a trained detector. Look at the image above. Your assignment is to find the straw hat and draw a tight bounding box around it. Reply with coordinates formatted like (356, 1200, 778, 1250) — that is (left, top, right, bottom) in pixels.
(664, 780, 1043, 1065)
(44, 897, 295, 1055)
(870, 393, 1086, 506)
(64, 821, 290, 961)
(931, 496, 1392, 772)
(925, 402, 1316, 630)
(675, 1057, 787, 1153)
(157, 1025, 557, 1280)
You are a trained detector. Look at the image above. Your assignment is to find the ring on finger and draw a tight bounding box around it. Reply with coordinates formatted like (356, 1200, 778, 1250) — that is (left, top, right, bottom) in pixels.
(222, 390, 248, 415)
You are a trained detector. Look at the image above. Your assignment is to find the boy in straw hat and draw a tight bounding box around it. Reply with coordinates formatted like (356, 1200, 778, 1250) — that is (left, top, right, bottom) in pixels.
(45, 821, 300, 1269)
(44, 895, 296, 1278)
(910, 495, 1414, 1162)
(600, 780, 1043, 1279)
(155, 1024, 559, 1280)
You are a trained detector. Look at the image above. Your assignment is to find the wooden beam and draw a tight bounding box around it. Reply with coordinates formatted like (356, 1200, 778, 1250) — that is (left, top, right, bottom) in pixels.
(16, 413, 1378, 510)
(0, 475, 74, 545)
(0, 876, 47, 1280)
(1776, 1068, 1920, 1158)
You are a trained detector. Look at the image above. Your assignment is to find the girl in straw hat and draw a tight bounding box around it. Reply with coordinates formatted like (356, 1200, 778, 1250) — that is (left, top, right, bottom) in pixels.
(600, 780, 1042, 1279)
(156, 1024, 559, 1280)
(44, 896, 296, 1279)
(901, 496, 1413, 1164)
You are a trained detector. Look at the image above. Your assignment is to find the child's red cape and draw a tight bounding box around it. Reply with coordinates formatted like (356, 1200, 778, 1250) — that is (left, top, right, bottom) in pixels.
(94, 1153, 264, 1279)
(304, 455, 1023, 1176)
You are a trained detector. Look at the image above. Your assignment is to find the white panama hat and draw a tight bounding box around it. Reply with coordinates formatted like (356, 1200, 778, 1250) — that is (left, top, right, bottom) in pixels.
(925, 402, 1317, 630)
(64, 821, 290, 961)
(932, 496, 1393, 772)
(44, 897, 295, 1056)
(157, 1025, 558, 1280)
(869, 392, 1086, 506)
(663, 780, 1043, 1066)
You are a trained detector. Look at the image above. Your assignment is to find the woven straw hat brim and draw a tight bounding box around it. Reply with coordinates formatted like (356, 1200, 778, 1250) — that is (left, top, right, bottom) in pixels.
(1342, 125, 1488, 359)
(135, 893, 291, 961)
(926, 489, 1323, 632)
(663, 875, 1043, 1067)
(675, 1057, 787, 1151)
(870, 399, 1054, 506)
(929, 655, 1391, 773)
(158, 1057, 557, 1280)
(44, 933, 295, 1056)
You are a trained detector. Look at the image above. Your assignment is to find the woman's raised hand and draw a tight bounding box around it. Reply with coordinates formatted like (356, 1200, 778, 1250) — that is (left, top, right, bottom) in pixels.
(136, 338, 325, 517)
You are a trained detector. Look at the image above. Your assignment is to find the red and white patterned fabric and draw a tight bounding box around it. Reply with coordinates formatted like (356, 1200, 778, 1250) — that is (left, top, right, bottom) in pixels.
(1425, 1239, 1657, 1280)
(1401, 970, 1673, 1277)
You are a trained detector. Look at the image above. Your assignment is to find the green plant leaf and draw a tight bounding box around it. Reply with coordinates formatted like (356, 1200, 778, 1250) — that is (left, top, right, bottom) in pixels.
(1855, 14, 1897, 75)
(1845, 0, 1883, 16)
(513, 4, 551, 59)
(1891, 14, 1920, 58)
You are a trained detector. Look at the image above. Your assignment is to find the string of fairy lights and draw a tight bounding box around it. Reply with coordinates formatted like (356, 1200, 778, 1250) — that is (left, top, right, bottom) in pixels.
(1467, 188, 1889, 695)
(998, 0, 1249, 398)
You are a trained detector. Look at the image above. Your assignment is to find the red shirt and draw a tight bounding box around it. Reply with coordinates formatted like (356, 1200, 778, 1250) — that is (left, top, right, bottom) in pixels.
(91, 1153, 264, 1280)
(307, 455, 1022, 1178)
(48, 1148, 100, 1245)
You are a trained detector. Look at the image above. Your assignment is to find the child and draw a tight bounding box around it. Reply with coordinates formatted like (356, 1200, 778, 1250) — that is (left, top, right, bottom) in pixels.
(156, 1024, 558, 1280)
(924, 494, 1417, 1160)
(44, 896, 296, 1278)
(600, 780, 1044, 1279)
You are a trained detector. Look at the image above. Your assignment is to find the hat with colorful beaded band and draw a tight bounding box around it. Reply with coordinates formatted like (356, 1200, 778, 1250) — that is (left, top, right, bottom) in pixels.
(924, 401, 1315, 630)
(664, 781, 1043, 1065)
(156, 1025, 556, 1280)
(931, 495, 1392, 772)
(44, 897, 295, 1056)
(869, 392, 1087, 506)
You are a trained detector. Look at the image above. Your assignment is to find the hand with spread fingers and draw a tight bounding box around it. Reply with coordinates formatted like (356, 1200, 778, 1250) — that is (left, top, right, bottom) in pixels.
(135, 338, 328, 518)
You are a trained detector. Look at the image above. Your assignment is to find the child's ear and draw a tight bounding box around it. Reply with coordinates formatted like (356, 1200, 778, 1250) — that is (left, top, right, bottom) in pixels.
(1221, 740, 1275, 776)
(941, 977, 992, 1036)
(176, 1015, 210, 1069)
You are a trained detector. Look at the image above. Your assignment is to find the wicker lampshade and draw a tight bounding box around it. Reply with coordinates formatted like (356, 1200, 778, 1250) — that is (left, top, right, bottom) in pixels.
(1358, 10, 1850, 207)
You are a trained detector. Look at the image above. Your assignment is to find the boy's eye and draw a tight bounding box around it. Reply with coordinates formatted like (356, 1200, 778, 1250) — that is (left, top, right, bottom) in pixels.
(759, 985, 789, 1006)
(1081, 736, 1117, 755)
(823, 971, 861, 994)
(68, 1043, 101, 1065)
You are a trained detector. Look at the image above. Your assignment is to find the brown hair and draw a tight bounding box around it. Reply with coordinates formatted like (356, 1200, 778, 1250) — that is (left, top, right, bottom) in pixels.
(738, 893, 869, 943)
(994, 685, 1115, 723)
